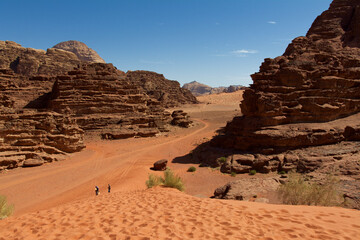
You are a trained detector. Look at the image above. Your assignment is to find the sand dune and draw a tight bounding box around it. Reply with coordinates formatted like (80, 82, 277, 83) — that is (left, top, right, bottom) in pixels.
(1, 187, 359, 240)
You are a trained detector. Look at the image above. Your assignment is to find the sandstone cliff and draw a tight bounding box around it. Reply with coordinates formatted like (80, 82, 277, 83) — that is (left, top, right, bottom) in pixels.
(47, 63, 172, 137)
(199, 0, 360, 208)
(126, 71, 198, 107)
(53, 40, 105, 63)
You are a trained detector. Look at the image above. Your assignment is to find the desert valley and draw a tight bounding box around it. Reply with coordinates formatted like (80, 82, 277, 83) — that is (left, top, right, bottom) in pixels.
(1, 0, 360, 239)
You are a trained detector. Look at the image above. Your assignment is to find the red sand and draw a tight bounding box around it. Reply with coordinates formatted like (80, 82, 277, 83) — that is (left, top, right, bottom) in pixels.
(1, 91, 359, 239)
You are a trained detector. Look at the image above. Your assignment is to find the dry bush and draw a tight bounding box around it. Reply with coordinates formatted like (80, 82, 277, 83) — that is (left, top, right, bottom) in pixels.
(146, 169, 185, 192)
(0, 195, 14, 220)
(277, 173, 343, 206)
(146, 174, 164, 188)
(163, 169, 185, 192)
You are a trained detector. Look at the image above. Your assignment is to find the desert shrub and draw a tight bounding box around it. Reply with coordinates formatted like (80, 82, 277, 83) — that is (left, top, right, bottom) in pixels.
(231, 172, 237, 177)
(0, 195, 14, 220)
(278, 170, 286, 175)
(187, 166, 196, 172)
(146, 174, 164, 189)
(218, 157, 227, 164)
(249, 170, 256, 175)
(163, 169, 185, 191)
(277, 173, 343, 206)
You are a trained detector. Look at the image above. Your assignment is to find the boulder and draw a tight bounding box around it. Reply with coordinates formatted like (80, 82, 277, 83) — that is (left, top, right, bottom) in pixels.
(22, 158, 44, 167)
(153, 159, 168, 171)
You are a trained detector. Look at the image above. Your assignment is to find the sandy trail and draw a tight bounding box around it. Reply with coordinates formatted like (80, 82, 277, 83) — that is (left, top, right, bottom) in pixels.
(0, 91, 241, 216)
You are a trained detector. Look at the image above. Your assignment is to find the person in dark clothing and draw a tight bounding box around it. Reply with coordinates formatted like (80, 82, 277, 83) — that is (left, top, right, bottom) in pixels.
(108, 184, 111, 193)
(95, 186, 99, 196)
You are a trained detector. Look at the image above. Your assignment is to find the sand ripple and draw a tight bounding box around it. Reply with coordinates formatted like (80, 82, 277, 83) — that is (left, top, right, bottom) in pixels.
(0, 187, 359, 240)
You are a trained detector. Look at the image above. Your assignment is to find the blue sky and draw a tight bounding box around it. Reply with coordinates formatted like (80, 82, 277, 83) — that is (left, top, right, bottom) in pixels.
(1, 0, 332, 87)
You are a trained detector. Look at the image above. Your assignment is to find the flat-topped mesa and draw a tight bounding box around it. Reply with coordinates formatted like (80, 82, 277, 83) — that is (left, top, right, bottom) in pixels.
(212, 0, 360, 152)
(48, 63, 172, 137)
(126, 70, 198, 108)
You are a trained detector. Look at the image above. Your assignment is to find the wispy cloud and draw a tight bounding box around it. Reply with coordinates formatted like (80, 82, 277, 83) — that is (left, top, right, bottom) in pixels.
(267, 21, 277, 24)
(213, 49, 259, 57)
(232, 49, 258, 54)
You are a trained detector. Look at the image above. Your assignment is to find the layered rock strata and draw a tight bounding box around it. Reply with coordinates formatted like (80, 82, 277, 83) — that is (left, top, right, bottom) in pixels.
(0, 108, 84, 171)
(205, 0, 360, 207)
(126, 71, 198, 108)
(171, 110, 192, 128)
(48, 63, 172, 138)
(213, 0, 360, 152)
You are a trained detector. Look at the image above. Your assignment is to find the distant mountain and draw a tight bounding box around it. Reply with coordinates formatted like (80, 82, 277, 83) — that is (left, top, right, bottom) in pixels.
(182, 81, 245, 96)
(53, 40, 105, 63)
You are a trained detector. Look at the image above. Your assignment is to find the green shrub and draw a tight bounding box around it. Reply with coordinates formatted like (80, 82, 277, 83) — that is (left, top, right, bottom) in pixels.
(231, 172, 237, 177)
(0, 195, 14, 220)
(277, 173, 343, 206)
(278, 170, 286, 175)
(249, 170, 256, 175)
(218, 157, 227, 164)
(163, 169, 185, 191)
(187, 166, 196, 172)
(146, 174, 164, 189)
(146, 169, 185, 192)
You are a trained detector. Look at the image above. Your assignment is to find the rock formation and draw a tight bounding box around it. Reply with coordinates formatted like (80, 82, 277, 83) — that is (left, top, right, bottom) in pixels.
(0, 40, 197, 108)
(0, 40, 81, 77)
(201, 0, 360, 208)
(126, 71, 197, 107)
(183, 81, 245, 96)
(53, 40, 106, 63)
(47, 63, 174, 138)
(171, 110, 192, 128)
(0, 68, 84, 171)
(212, 0, 360, 154)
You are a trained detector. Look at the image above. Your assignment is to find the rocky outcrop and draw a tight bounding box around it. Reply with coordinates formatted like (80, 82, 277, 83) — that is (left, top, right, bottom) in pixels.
(53, 40, 105, 63)
(0, 40, 81, 77)
(0, 109, 85, 171)
(0, 40, 197, 109)
(126, 71, 198, 107)
(183, 81, 245, 96)
(47, 63, 172, 137)
(212, 0, 360, 152)
(171, 110, 192, 128)
(204, 0, 360, 208)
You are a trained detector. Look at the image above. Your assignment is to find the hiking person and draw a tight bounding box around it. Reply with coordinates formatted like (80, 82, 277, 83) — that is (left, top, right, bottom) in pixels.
(95, 186, 99, 196)
(108, 184, 111, 193)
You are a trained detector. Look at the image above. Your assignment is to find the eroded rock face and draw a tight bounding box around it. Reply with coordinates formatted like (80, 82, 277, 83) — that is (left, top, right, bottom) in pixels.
(0, 40, 81, 77)
(53, 40, 106, 63)
(0, 109, 85, 171)
(126, 71, 198, 108)
(206, 0, 360, 208)
(171, 110, 192, 128)
(213, 0, 360, 152)
(48, 63, 172, 137)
